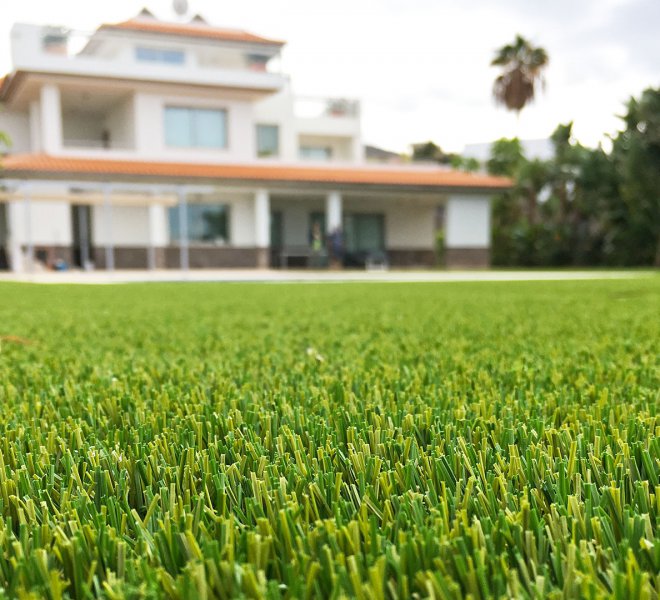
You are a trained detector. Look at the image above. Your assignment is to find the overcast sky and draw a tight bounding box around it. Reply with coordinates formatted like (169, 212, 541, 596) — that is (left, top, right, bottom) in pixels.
(1, 0, 658, 154)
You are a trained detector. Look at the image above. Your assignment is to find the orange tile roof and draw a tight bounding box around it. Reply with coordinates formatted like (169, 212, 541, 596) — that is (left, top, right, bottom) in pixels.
(100, 19, 285, 47)
(1, 154, 511, 190)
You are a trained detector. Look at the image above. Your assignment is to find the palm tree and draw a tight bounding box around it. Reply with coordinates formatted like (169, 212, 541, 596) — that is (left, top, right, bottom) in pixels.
(491, 35, 548, 115)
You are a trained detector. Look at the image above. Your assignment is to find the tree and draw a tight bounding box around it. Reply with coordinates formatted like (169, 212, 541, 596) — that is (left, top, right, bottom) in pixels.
(411, 141, 479, 172)
(487, 137, 524, 177)
(411, 141, 451, 164)
(491, 35, 548, 115)
(609, 87, 660, 265)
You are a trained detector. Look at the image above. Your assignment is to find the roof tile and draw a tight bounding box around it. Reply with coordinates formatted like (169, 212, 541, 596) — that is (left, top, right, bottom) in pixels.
(100, 19, 285, 47)
(1, 154, 511, 190)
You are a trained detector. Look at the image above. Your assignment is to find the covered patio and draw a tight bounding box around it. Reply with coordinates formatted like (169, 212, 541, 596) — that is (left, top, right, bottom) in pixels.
(0, 154, 510, 272)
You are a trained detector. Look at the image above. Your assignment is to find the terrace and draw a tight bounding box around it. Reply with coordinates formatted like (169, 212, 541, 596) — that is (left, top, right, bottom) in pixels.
(10, 23, 287, 94)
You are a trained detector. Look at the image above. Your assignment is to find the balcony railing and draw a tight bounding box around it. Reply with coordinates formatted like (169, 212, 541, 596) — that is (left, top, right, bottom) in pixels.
(62, 138, 134, 150)
(37, 26, 283, 74)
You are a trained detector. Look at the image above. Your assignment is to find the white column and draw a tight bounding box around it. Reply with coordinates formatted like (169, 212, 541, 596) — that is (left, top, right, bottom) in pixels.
(148, 202, 167, 270)
(177, 186, 189, 271)
(103, 184, 114, 271)
(254, 189, 270, 248)
(6, 200, 23, 273)
(254, 189, 270, 269)
(24, 185, 34, 273)
(326, 191, 342, 233)
(40, 84, 62, 154)
(29, 101, 42, 152)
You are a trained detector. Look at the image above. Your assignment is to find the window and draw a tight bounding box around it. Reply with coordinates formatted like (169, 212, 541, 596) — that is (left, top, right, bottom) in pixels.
(136, 47, 185, 64)
(246, 54, 270, 72)
(300, 146, 332, 161)
(164, 107, 228, 149)
(169, 203, 230, 243)
(256, 124, 279, 157)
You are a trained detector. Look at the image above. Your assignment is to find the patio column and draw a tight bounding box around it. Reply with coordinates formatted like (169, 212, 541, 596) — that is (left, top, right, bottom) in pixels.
(254, 188, 270, 268)
(103, 184, 114, 271)
(148, 201, 167, 270)
(24, 184, 34, 273)
(177, 186, 189, 271)
(40, 84, 62, 154)
(326, 190, 342, 234)
(6, 200, 23, 273)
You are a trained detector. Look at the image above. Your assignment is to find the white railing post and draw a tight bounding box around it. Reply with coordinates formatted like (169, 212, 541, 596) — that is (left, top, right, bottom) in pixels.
(177, 186, 189, 272)
(103, 183, 114, 271)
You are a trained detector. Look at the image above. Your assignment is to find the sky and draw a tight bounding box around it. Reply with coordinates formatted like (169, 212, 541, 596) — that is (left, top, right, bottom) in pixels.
(1, 0, 658, 154)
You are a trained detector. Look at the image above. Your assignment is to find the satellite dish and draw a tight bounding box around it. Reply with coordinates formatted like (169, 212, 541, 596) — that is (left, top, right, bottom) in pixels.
(173, 0, 189, 17)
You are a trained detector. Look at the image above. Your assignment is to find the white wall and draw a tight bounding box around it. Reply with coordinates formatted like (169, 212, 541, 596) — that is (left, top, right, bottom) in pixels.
(229, 195, 257, 247)
(0, 109, 31, 153)
(133, 91, 256, 161)
(61, 111, 105, 145)
(105, 96, 135, 149)
(7, 194, 71, 246)
(445, 195, 491, 248)
(92, 205, 149, 246)
(384, 204, 436, 249)
(253, 85, 296, 161)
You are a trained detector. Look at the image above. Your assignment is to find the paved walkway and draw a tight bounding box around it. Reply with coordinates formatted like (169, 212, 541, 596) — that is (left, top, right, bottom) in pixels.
(0, 269, 653, 284)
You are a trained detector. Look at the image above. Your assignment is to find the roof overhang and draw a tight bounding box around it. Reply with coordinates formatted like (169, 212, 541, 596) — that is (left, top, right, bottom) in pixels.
(0, 154, 513, 195)
(0, 70, 284, 107)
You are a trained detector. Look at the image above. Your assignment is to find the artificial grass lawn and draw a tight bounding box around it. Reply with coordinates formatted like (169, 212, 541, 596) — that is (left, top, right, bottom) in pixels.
(0, 278, 658, 599)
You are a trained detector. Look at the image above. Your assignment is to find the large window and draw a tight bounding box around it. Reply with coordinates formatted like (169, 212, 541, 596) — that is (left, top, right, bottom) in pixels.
(164, 107, 228, 149)
(136, 47, 185, 65)
(169, 203, 230, 244)
(256, 124, 279, 157)
(300, 145, 332, 161)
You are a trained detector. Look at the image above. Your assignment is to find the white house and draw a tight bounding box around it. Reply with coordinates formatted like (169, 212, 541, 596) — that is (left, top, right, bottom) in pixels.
(0, 9, 510, 272)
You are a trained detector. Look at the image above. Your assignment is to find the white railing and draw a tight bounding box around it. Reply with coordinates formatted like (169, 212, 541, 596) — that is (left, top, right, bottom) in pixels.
(37, 26, 283, 74)
(62, 139, 134, 150)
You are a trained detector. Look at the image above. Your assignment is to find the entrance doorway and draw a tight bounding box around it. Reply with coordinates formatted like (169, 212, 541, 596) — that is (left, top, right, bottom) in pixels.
(71, 204, 93, 268)
(343, 213, 385, 266)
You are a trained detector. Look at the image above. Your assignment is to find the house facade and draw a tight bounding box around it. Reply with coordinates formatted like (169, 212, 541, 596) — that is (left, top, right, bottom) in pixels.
(0, 10, 509, 272)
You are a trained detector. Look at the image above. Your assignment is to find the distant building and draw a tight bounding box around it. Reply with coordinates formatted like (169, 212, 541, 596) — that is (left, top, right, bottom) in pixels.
(0, 10, 509, 271)
(462, 139, 555, 165)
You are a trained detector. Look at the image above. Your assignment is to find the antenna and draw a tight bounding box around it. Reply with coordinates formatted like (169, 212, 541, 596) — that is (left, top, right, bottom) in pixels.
(172, 0, 189, 18)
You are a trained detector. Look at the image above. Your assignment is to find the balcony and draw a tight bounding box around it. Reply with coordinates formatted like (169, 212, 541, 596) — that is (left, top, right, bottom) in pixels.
(293, 96, 361, 142)
(60, 87, 135, 153)
(10, 23, 287, 96)
(294, 96, 360, 119)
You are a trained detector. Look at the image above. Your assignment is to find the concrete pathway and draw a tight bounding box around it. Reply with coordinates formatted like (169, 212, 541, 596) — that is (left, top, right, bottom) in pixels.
(0, 269, 654, 284)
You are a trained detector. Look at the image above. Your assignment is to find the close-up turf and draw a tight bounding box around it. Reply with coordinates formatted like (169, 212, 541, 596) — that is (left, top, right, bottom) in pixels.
(0, 278, 658, 599)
